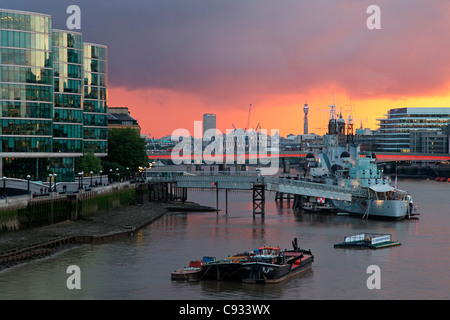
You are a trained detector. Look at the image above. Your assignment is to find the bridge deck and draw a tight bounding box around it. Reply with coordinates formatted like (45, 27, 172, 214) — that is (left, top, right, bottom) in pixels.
(173, 174, 366, 201)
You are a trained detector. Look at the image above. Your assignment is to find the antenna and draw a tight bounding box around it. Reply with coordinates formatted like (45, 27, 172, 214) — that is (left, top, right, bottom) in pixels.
(328, 92, 337, 120)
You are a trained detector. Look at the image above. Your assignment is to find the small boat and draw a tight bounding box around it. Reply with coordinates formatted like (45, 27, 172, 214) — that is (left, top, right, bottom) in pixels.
(334, 233, 401, 249)
(171, 266, 202, 281)
(240, 238, 314, 284)
(171, 256, 215, 281)
(302, 197, 336, 212)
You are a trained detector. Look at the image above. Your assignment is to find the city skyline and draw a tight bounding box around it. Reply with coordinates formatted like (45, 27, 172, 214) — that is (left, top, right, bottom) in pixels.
(7, 0, 450, 138)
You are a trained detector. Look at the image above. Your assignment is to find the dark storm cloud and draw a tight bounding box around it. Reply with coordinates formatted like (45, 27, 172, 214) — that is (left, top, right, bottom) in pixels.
(5, 0, 450, 100)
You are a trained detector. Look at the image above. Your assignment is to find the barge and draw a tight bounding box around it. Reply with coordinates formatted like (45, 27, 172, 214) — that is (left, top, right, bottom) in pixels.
(200, 252, 255, 281)
(171, 256, 215, 281)
(241, 238, 314, 284)
(334, 233, 401, 249)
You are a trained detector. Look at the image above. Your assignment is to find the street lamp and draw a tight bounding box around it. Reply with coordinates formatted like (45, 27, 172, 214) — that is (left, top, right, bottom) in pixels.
(116, 168, 119, 183)
(99, 170, 103, 186)
(49, 173, 52, 193)
(90, 171, 93, 187)
(27, 175, 31, 194)
(78, 172, 82, 189)
(2, 176, 6, 197)
(53, 173, 57, 192)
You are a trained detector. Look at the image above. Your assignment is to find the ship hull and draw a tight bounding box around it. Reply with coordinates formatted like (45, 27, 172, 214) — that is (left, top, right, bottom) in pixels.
(332, 199, 408, 220)
(241, 254, 313, 284)
(200, 262, 244, 281)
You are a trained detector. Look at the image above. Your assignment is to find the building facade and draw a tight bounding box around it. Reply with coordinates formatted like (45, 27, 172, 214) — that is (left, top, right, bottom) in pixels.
(52, 29, 84, 181)
(107, 107, 140, 133)
(83, 43, 108, 156)
(376, 107, 450, 152)
(202, 113, 216, 137)
(0, 9, 108, 182)
(410, 124, 450, 154)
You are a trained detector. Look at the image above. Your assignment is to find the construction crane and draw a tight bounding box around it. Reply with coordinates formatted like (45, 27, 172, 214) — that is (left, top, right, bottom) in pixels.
(246, 104, 252, 131)
(148, 132, 157, 150)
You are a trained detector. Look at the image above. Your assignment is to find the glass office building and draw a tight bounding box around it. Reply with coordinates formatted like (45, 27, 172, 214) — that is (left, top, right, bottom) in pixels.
(376, 107, 450, 152)
(0, 10, 53, 180)
(83, 43, 108, 156)
(0, 9, 108, 181)
(52, 29, 84, 181)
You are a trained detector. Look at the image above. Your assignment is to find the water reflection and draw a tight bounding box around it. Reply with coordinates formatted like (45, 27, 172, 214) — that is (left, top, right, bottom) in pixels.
(0, 181, 449, 299)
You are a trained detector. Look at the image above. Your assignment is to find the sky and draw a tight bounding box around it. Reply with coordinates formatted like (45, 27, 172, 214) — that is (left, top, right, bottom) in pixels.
(4, 0, 450, 138)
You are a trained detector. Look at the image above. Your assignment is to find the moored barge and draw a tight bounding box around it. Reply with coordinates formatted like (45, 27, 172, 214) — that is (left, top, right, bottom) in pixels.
(241, 238, 314, 284)
(200, 252, 255, 281)
(334, 233, 401, 249)
(171, 256, 215, 281)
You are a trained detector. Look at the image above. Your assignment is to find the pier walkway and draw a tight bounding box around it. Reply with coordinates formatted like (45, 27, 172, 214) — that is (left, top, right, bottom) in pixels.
(145, 172, 369, 214)
(174, 174, 364, 201)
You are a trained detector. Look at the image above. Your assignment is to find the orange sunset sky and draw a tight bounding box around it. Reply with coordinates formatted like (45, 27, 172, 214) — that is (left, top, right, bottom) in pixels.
(13, 0, 450, 138)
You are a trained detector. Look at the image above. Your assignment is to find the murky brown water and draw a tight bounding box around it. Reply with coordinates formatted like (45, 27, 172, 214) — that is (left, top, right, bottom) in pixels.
(0, 179, 449, 300)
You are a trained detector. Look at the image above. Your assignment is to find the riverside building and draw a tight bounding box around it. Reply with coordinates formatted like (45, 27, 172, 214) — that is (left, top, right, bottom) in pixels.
(376, 107, 450, 152)
(0, 9, 108, 182)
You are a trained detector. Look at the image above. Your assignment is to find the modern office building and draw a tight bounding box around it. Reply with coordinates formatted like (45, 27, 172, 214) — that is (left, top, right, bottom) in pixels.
(376, 107, 450, 152)
(202, 113, 216, 137)
(0, 9, 108, 181)
(83, 42, 108, 156)
(52, 29, 84, 181)
(410, 124, 450, 154)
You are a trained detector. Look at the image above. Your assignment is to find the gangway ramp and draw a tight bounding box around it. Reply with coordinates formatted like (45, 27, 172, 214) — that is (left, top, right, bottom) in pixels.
(265, 177, 367, 201)
(175, 174, 262, 190)
(174, 174, 365, 202)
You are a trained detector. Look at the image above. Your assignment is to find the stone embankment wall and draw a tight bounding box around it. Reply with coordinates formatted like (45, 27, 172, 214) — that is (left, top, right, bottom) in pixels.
(0, 182, 143, 233)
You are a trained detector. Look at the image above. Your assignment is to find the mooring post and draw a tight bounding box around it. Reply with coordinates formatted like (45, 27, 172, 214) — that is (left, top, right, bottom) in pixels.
(216, 186, 219, 213)
(225, 189, 228, 214)
(252, 184, 265, 216)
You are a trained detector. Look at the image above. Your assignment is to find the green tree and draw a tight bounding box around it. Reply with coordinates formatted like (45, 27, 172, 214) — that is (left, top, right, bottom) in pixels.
(75, 152, 103, 174)
(103, 128, 149, 173)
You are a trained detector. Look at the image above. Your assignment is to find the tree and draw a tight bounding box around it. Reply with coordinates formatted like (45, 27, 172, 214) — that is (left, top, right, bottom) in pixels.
(103, 128, 149, 173)
(75, 152, 102, 174)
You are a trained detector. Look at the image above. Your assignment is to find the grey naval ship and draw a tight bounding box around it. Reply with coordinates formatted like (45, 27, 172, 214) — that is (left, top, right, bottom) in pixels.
(300, 105, 414, 220)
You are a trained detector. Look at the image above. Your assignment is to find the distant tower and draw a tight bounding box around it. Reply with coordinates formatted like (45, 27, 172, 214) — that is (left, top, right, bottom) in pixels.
(303, 103, 309, 134)
(203, 113, 216, 137)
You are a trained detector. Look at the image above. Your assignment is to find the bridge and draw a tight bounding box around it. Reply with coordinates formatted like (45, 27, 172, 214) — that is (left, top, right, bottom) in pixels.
(174, 174, 363, 201)
(147, 151, 450, 163)
(144, 169, 370, 215)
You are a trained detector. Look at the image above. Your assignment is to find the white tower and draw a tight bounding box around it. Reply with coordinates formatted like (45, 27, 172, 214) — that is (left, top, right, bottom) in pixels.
(303, 103, 309, 134)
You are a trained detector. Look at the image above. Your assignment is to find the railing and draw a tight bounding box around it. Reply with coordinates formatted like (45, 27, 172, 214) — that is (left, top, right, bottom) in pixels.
(171, 174, 367, 201)
(174, 174, 262, 189)
(265, 176, 369, 199)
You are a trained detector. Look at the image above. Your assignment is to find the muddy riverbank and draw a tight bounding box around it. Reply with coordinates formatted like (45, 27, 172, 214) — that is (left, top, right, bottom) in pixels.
(0, 201, 215, 270)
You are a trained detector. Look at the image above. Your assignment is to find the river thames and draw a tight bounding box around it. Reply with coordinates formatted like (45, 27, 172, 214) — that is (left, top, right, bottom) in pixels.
(0, 179, 449, 300)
